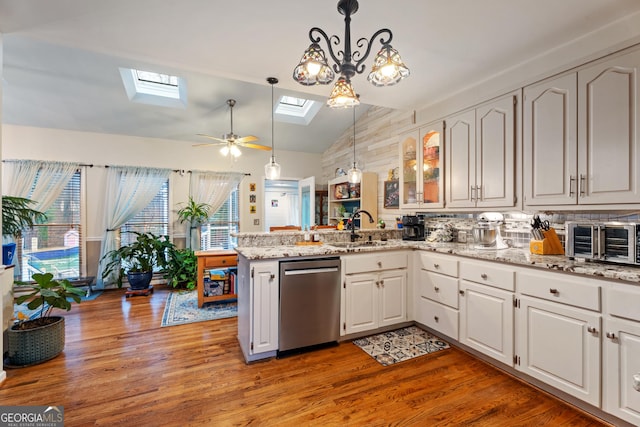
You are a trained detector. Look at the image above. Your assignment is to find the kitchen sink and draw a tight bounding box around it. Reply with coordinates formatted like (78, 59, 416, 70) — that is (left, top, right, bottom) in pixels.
(328, 240, 388, 249)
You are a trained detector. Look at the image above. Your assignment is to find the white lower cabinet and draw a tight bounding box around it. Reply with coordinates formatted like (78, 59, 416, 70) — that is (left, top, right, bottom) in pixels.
(603, 285, 640, 425)
(459, 280, 514, 366)
(343, 252, 407, 335)
(237, 258, 279, 362)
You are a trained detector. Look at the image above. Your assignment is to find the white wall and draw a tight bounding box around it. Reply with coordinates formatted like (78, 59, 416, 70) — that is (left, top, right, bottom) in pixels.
(1, 125, 324, 239)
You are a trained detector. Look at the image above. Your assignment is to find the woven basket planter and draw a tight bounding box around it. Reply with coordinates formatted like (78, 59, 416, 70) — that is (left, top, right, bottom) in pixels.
(7, 316, 65, 367)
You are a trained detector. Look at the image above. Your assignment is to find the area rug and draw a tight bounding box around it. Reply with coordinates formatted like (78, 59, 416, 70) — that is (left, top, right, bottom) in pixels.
(161, 290, 237, 327)
(353, 325, 450, 366)
(13, 290, 103, 321)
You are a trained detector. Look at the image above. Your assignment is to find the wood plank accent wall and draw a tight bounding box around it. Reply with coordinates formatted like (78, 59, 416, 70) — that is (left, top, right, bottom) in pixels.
(321, 106, 415, 223)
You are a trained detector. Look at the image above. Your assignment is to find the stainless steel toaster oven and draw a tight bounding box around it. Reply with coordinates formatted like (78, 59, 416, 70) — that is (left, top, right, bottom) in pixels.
(566, 221, 640, 265)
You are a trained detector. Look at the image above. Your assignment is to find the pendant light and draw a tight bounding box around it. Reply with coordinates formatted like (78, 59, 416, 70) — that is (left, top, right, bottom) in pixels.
(348, 104, 362, 184)
(264, 77, 281, 180)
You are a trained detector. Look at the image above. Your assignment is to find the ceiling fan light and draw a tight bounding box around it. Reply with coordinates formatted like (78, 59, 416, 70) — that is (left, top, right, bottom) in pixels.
(327, 77, 360, 108)
(293, 43, 335, 86)
(265, 157, 281, 180)
(367, 44, 410, 87)
(220, 145, 230, 156)
(348, 162, 362, 184)
(230, 144, 242, 157)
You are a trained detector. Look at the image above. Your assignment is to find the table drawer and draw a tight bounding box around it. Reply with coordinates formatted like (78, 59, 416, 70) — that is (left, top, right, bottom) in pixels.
(607, 285, 640, 322)
(344, 252, 407, 275)
(417, 252, 458, 277)
(517, 269, 601, 311)
(202, 255, 237, 269)
(418, 270, 459, 309)
(416, 298, 459, 341)
(460, 260, 515, 292)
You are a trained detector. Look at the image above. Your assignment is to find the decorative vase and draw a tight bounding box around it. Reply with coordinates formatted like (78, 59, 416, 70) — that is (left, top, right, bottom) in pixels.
(127, 271, 153, 290)
(7, 316, 65, 367)
(2, 242, 16, 266)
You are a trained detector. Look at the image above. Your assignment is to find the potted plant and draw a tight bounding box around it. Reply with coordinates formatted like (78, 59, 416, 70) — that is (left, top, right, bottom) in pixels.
(176, 197, 211, 249)
(8, 272, 84, 366)
(100, 231, 174, 289)
(2, 196, 47, 265)
(164, 247, 198, 290)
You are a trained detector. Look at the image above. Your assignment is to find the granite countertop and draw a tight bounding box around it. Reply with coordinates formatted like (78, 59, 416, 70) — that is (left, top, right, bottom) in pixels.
(235, 240, 640, 284)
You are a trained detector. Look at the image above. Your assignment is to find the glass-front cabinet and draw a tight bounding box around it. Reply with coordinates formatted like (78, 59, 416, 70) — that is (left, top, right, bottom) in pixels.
(399, 121, 444, 209)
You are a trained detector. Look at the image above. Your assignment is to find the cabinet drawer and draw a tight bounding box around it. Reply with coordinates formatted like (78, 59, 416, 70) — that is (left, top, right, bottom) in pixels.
(460, 260, 515, 291)
(418, 270, 459, 309)
(344, 252, 407, 275)
(417, 252, 458, 277)
(416, 298, 459, 340)
(517, 269, 601, 311)
(607, 285, 640, 322)
(202, 255, 237, 269)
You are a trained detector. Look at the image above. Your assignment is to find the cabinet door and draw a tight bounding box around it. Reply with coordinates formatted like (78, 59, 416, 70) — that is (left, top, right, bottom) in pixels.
(603, 317, 640, 425)
(460, 280, 513, 366)
(517, 296, 601, 406)
(344, 272, 378, 334)
(446, 109, 476, 208)
(378, 269, 407, 328)
(523, 73, 578, 206)
(399, 130, 420, 209)
(475, 95, 516, 208)
(420, 121, 445, 208)
(251, 261, 279, 355)
(578, 49, 640, 204)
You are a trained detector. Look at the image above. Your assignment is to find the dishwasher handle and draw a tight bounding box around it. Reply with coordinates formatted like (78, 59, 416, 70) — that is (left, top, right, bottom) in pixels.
(283, 267, 339, 276)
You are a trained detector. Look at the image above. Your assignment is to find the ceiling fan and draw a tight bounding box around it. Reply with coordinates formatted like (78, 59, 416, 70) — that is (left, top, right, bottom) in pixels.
(194, 99, 271, 156)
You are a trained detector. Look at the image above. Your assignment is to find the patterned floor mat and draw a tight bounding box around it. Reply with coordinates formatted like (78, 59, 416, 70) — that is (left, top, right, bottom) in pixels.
(353, 325, 450, 366)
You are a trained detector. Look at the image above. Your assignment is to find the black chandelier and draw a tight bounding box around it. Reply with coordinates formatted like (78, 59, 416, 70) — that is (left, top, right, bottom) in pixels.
(292, 0, 409, 108)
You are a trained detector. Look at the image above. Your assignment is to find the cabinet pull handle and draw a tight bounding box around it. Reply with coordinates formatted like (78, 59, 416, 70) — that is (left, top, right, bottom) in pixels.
(549, 288, 559, 295)
(569, 175, 576, 197)
(606, 332, 616, 340)
(480, 273, 488, 280)
(433, 263, 440, 269)
(434, 316, 439, 322)
(470, 185, 476, 202)
(587, 326, 597, 334)
(579, 174, 586, 197)
(477, 185, 482, 201)
(434, 286, 439, 292)
(459, 290, 465, 296)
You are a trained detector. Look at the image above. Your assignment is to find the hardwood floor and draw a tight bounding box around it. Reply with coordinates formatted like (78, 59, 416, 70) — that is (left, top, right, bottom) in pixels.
(1, 286, 611, 426)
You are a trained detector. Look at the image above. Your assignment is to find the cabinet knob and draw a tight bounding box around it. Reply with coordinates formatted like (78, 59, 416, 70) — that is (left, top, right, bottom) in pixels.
(459, 290, 465, 296)
(434, 316, 439, 322)
(222, 259, 227, 264)
(549, 288, 559, 295)
(270, 274, 275, 280)
(606, 332, 616, 340)
(377, 261, 382, 268)
(433, 263, 440, 269)
(587, 326, 598, 335)
(380, 279, 384, 287)
(376, 280, 380, 287)
(434, 286, 440, 292)
(480, 273, 488, 280)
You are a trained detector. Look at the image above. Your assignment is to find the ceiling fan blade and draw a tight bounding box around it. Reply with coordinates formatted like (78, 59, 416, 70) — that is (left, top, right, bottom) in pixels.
(239, 142, 272, 151)
(192, 142, 225, 147)
(235, 135, 258, 144)
(196, 133, 227, 143)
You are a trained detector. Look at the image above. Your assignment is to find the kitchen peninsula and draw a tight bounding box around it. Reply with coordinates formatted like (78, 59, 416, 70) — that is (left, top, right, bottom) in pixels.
(234, 230, 640, 427)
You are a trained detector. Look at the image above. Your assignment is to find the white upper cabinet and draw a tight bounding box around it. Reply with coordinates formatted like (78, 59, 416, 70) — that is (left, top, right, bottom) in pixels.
(524, 47, 640, 207)
(399, 121, 445, 209)
(446, 93, 516, 209)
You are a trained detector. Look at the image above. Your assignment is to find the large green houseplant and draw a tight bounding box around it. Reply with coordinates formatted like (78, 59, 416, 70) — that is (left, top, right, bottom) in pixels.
(100, 231, 174, 289)
(164, 247, 198, 290)
(2, 196, 47, 265)
(176, 197, 211, 249)
(8, 272, 84, 366)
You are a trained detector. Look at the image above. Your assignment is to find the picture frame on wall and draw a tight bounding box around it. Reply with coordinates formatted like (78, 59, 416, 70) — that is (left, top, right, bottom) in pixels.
(384, 180, 399, 208)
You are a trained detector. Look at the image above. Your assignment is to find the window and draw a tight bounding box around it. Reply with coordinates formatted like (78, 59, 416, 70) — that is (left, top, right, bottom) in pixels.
(274, 95, 321, 125)
(119, 67, 187, 108)
(200, 187, 239, 250)
(20, 171, 82, 281)
(120, 180, 169, 246)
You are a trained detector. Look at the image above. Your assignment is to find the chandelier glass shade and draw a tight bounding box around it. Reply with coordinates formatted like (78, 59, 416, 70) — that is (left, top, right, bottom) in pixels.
(264, 77, 281, 180)
(292, 0, 409, 108)
(348, 105, 362, 184)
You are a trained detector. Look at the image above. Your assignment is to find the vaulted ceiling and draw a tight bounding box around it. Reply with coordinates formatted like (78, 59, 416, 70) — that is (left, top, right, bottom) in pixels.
(2, 0, 640, 153)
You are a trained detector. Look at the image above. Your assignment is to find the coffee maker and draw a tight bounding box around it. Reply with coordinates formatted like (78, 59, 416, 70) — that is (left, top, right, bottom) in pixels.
(402, 215, 425, 241)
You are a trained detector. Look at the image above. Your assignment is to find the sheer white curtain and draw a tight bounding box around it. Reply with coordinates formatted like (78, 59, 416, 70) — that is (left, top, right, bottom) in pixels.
(188, 171, 244, 249)
(97, 166, 171, 288)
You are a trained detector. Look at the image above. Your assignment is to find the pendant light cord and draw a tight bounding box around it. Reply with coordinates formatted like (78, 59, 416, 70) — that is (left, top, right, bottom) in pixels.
(353, 106, 356, 164)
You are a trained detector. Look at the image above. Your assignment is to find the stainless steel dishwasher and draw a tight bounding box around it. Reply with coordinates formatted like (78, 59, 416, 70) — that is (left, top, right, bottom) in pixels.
(278, 257, 341, 355)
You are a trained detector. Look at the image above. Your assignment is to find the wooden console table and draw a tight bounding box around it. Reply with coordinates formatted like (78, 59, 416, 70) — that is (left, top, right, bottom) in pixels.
(195, 250, 237, 308)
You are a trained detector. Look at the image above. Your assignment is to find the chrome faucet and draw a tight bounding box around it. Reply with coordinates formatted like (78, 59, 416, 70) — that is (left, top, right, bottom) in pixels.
(349, 209, 375, 242)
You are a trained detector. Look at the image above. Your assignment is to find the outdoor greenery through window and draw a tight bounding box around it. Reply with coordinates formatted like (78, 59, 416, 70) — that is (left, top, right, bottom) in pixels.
(19, 171, 82, 282)
(120, 181, 169, 247)
(200, 188, 239, 250)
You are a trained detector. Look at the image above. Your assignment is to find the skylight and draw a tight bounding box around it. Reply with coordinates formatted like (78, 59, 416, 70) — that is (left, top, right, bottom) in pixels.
(275, 95, 321, 125)
(119, 67, 187, 109)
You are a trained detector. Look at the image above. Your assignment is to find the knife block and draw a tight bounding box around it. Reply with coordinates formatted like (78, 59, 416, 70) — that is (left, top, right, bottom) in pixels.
(529, 227, 564, 255)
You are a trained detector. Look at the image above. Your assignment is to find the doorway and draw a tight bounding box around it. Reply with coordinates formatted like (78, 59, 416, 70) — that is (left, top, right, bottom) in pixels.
(263, 177, 315, 232)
